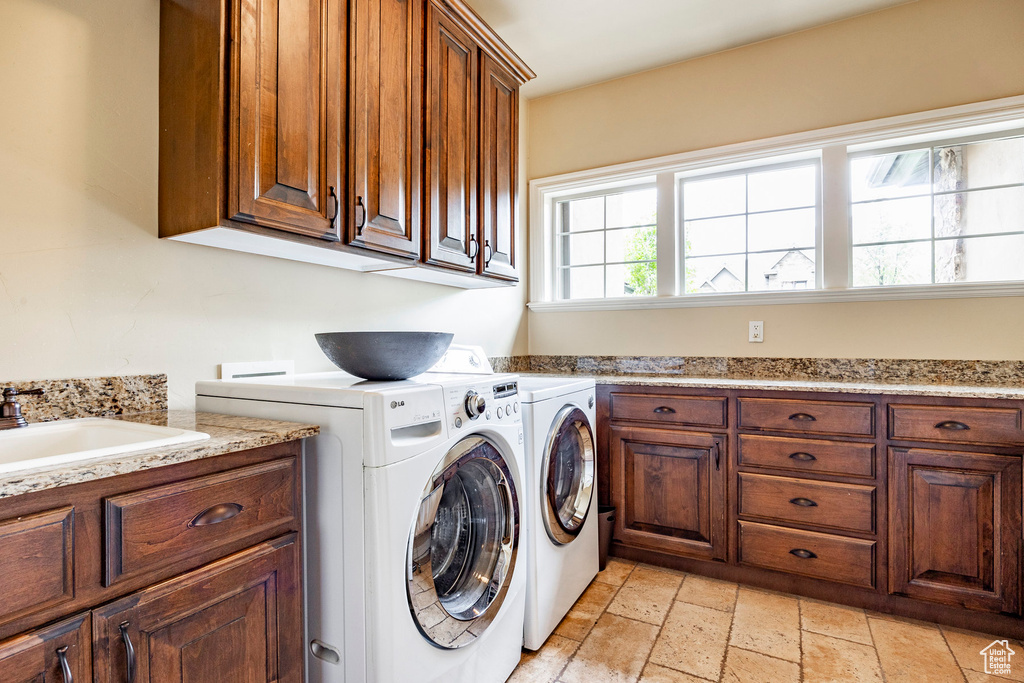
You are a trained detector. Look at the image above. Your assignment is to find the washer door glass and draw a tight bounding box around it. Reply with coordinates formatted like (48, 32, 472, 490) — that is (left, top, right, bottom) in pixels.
(543, 406, 595, 545)
(407, 435, 519, 649)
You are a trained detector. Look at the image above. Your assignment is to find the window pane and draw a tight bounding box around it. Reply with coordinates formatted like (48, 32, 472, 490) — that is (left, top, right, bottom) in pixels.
(748, 165, 817, 212)
(935, 234, 1024, 283)
(852, 242, 931, 287)
(606, 188, 657, 228)
(935, 136, 1024, 191)
(850, 150, 931, 202)
(607, 262, 657, 297)
(852, 196, 931, 244)
(747, 208, 815, 252)
(747, 249, 815, 291)
(565, 266, 603, 299)
(567, 197, 603, 232)
(684, 255, 745, 294)
(684, 216, 745, 257)
(683, 175, 746, 219)
(607, 226, 656, 263)
(563, 232, 603, 266)
(935, 186, 1024, 237)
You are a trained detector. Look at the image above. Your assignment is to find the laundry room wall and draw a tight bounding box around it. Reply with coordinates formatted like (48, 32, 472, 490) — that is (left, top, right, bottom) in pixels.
(0, 0, 530, 409)
(526, 0, 1024, 360)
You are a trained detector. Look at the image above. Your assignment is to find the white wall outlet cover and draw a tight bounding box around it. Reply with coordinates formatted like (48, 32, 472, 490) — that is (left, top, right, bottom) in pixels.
(749, 321, 764, 343)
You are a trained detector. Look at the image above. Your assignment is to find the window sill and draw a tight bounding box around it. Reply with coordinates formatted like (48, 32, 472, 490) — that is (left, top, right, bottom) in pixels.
(527, 281, 1024, 312)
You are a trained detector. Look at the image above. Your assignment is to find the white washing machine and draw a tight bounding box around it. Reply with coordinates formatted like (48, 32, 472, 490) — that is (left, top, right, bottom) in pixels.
(518, 376, 599, 651)
(196, 371, 527, 683)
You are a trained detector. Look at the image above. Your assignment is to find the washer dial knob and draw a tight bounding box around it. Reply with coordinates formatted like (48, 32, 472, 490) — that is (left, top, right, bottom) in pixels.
(464, 391, 486, 419)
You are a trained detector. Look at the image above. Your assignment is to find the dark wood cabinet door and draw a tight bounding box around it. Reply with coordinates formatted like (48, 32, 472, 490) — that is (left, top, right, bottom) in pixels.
(423, 2, 479, 272)
(0, 613, 90, 683)
(92, 536, 303, 683)
(348, 0, 422, 258)
(231, 0, 340, 240)
(610, 425, 727, 561)
(890, 448, 1021, 614)
(478, 54, 519, 281)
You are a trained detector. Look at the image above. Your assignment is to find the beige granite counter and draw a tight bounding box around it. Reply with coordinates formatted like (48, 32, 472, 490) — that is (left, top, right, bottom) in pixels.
(0, 410, 319, 499)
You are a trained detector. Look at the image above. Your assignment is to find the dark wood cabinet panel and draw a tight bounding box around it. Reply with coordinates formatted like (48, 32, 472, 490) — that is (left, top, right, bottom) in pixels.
(890, 447, 1021, 614)
(424, 2, 479, 272)
(93, 536, 303, 683)
(231, 0, 338, 239)
(890, 404, 1023, 446)
(739, 521, 876, 589)
(610, 425, 727, 561)
(0, 507, 74, 626)
(348, 0, 423, 258)
(738, 397, 874, 437)
(478, 54, 519, 281)
(738, 434, 875, 478)
(0, 613, 90, 683)
(610, 392, 728, 428)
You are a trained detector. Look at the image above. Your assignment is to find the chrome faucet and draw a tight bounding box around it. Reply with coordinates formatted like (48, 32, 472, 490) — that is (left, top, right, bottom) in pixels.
(0, 387, 45, 430)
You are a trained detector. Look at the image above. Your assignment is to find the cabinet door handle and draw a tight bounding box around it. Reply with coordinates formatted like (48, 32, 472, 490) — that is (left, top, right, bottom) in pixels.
(935, 420, 970, 431)
(355, 196, 366, 235)
(789, 548, 817, 559)
(468, 235, 479, 260)
(653, 406, 676, 414)
(57, 645, 73, 683)
(789, 452, 817, 462)
(188, 502, 244, 528)
(712, 440, 721, 471)
(788, 412, 816, 422)
(119, 621, 136, 683)
(484, 240, 493, 266)
(789, 497, 818, 507)
(328, 186, 338, 231)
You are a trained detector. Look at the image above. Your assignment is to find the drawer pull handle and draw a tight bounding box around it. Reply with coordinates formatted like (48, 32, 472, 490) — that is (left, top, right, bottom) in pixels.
(653, 406, 676, 414)
(789, 452, 817, 462)
(57, 645, 73, 683)
(188, 502, 244, 528)
(119, 621, 136, 683)
(788, 412, 816, 422)
(935, 420, 970, 431)
(789, 497, 818, 507)
(789, 548, 817, 559)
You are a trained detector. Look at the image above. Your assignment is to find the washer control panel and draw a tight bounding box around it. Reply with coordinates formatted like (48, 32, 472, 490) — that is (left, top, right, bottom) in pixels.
(445, 379, 520, 431)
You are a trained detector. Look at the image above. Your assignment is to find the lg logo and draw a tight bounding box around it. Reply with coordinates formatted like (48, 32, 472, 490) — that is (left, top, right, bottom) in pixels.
(390, 400, 406, 409)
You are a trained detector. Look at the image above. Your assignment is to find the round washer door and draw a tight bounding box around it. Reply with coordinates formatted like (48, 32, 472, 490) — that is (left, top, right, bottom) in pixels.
(542, 406, 595, 545)
(407, 435, 519, 649)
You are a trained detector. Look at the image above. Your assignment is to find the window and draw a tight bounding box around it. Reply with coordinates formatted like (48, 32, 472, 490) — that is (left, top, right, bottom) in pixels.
(681, 161, 819, 294)
(556, 186, 657, 300)
(850, 133, 1024, 287)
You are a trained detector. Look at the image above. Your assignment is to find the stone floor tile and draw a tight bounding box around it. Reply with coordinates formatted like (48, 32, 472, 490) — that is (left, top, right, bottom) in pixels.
(606, 565, 684, 626)
(509, 635, 579, 683)
(638, 663, 712, 683)
(964, 670, 1018, 683)
(554, 581, 619, 641)
(800, 597, 873, 645)
(869, 616, 963, 683)
(721, 647, 800, 683)
(941, 626, 1024, 681)
(595, 558, 636, 587)
(648, 601, 732, 681)
(559, 613, 660, 683)
(728, 587, 801, 662)
(675, 574, 738, 612)
(802, 631, 883, 682)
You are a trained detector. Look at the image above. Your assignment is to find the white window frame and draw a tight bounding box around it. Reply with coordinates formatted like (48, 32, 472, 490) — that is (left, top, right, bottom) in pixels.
(528, 95, 1024, 312)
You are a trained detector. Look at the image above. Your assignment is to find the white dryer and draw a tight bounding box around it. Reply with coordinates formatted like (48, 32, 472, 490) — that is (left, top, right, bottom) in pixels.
(518, 376, 599, 651)
(196, 371, 527, 683)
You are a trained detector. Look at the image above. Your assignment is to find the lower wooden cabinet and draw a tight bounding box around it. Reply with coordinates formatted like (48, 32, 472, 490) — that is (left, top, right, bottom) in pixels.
(0, 613, 90, 683)
(610, 424, 727, 561)
(890, 447, 1022, 614)
(92, 535, 302, 683)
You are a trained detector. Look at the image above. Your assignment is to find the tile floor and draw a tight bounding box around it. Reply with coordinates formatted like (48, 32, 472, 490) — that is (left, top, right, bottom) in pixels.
(509, 558, 1021, 683)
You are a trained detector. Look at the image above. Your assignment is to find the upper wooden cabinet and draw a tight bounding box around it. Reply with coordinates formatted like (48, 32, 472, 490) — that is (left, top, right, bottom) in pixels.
(478, 54, 520, 281)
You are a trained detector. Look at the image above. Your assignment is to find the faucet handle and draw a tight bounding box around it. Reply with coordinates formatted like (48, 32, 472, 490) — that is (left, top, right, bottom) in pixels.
(2, 387, 45, 398)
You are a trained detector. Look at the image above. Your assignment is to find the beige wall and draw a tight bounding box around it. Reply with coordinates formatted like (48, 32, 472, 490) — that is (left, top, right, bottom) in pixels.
(527, 0, 1024, 360)
(0, 0, 529, 409)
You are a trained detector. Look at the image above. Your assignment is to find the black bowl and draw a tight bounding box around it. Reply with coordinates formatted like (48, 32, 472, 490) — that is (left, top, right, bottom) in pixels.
(314, 332, 455, 381)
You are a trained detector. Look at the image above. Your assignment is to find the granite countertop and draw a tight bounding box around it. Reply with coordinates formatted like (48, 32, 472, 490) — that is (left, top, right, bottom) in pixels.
(0, 410, 319, 499)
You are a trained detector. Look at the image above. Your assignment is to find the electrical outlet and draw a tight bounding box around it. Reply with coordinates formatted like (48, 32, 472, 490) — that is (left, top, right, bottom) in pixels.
(749, 321, 764, 343)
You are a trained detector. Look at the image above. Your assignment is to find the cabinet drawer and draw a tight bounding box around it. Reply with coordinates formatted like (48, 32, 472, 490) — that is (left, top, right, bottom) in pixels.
(0, 507, 74, 625)
(610, 393, 727, 428)
(738, 434, 875, 478)
(738, 473, 875, 533)
(738, 521, 875, 588)
(105, 458, 298, 585)
(889, 404, 1022, 446)
(738, 398, 874, 437)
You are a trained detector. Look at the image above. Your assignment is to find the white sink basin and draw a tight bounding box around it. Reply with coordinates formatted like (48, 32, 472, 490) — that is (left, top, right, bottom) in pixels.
(0, 418, 210, 474)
